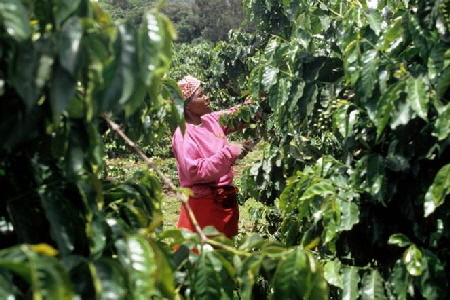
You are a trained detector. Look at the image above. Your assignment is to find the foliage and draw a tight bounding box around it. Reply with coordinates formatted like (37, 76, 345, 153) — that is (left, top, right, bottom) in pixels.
(168, 41, 214, 81)
(0, 0, 331, 298)
(193, 0, 247, 43)
(99, 0, 248, 43)
(220, 0, 450, 298)
(98, 0, 159, 25)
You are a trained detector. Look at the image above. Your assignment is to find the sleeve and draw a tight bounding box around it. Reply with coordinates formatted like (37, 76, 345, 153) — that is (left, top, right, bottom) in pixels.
(172, 130, 241, 184)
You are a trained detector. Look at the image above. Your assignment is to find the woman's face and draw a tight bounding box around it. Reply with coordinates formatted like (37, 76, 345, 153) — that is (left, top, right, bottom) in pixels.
(186, 86, 211, 116)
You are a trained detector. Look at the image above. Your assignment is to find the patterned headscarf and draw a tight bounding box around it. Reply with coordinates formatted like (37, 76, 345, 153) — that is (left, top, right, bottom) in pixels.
(177, 75, 201, 101)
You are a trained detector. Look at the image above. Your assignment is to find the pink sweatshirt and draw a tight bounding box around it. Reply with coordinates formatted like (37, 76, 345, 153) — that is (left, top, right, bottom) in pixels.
(172, 110, 241, 198)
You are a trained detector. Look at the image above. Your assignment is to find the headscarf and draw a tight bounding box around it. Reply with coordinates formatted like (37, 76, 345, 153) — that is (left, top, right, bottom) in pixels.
(177, 75, 201, 101)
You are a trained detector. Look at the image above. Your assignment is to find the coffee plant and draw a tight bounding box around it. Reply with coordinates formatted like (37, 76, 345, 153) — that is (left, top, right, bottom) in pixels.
(225, 0, 449, 298)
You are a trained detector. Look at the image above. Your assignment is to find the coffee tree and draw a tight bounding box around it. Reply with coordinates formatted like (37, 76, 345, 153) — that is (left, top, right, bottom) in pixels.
(222, 0, 449, 298)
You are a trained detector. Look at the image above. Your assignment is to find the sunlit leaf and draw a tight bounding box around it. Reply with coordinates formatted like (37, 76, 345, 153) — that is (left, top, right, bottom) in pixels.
(271, 248, 328, 299)
(324, 259, 343, 288)
(403, 245, 423, 276)
(339, 200, 359, 231)
(406, 76, 428, 120)
(365, 10, 382, 35)
(115, 235, 158, 298)
(262, 66, 279, 93)
(360, 50, 378, 101)
(433, 103, 450, 141)
(388, 233, 411, 247)
(139, 11, 175, 104)
(94, 258, 128, 299)
(361, 269, 386, 300)
(424, 164, 450, 217)
(342, 266, 360, 300)
(0, 0, 30, 42)
(379, 17, 404, 53)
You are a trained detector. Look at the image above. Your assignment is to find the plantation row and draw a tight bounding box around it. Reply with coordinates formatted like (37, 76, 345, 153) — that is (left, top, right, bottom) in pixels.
(0, 0, 449, 299)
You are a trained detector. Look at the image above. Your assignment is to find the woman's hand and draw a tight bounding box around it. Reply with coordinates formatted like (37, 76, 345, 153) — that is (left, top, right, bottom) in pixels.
(238, 138, 260, 159)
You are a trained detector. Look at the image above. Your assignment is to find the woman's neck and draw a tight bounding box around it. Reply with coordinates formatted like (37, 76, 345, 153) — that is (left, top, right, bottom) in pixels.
(185, 113, 202, 125)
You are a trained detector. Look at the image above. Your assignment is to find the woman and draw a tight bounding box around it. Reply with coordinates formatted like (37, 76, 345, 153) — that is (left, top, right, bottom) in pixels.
(172, 75, 252, 238)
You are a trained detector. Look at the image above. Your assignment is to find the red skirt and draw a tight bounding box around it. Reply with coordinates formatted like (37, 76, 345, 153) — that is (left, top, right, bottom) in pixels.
(177, 193, 239, 238)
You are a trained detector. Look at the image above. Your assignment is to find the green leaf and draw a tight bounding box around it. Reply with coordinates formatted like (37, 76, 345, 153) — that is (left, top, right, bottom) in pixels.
(240, 254, 263, 299)
(50, 63, 77, 120)
(59, 17, 83, 76)
(300, 180, 335, 202)
(339, 200, 359, 231)
(388, 233, 412, 247)
(150, 240, 176, 300)
(0, 271, 17, 298)
(361, 269, 386, 300)
(324, 259, 343, 288)
(94, 258, 128, 299)
(14, 40, 54, 111)
(360, 50, 378, 101)
(0, 0, 30, 42)
(365, 155, 386, 203)
(0, 245, 73, 299)
(98, 23, 137, 113)
(407, 14, 429, 60)
(436, 66, 450, 101)
(365, 10, 382, 35)
(115, 235, 157, 298)
(139, 11, 175, 103)
(419, 250, 448, 299)
(38, 187, 80, 255)
(262, 66, 279, 92)
(403, 245, 423, 276)
(65, 257, 99, 298)
(192, 252, 222, 300)
(424, 164, 450, 217)
(389, 261, 409, 300)
(161, 78, 185, 132)
(54, 0, 81, 27)
(342, 266, 360, 300)
(427, 43, 448, 81)
(406, 77, 428, 120)
(433, 104, 450, 141)
(271, 248, 328, 300)
(333, 104, 350, 137)
(379, 17, 404, 53)
(249, 65, 263, 100)
(374, 82, 404, 138)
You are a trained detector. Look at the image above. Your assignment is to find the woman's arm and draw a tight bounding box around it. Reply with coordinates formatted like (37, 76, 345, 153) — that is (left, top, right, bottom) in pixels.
(173, 133, 242, 184)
